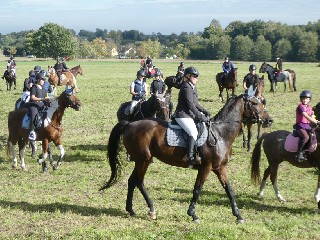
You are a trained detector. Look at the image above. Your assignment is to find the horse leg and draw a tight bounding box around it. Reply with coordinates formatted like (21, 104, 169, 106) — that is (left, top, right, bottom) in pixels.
(269, 164, 286, 202)
(214, 167, 243, 223)
(241, 125, 247, 148)
(256, 123, 262, 139)
(187, 166, 211, 223)
(8, 141, 18, 169)
(226, 89, 229, 100)
(54, 144, 65, 170)
(18, 138, 27, 170)
(258, 166, 271, 197)
(247, 123, 253, 152)
(315, 175, 320, 210)
(40, 140, 50, 172)
(219, 88, 224, 103)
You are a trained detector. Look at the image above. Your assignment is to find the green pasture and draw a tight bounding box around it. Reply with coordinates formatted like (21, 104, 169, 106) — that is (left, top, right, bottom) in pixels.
(0, 59, 320, 239)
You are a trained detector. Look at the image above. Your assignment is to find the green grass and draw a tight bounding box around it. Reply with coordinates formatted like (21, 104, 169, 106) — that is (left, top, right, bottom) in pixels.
(0, 59, 320, 239)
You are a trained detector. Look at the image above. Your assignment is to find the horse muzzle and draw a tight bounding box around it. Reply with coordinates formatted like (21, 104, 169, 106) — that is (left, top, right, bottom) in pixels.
(260, 118, 273, 128)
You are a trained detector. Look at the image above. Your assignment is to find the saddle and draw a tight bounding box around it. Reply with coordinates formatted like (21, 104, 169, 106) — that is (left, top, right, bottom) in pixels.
(166, 120, 208, 148)
(284, 129, 317, 153)
(22, 99, 59, 130)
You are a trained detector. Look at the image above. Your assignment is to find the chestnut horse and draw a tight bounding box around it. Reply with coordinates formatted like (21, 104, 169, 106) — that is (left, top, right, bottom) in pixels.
(70, 65, 83, 77)
(47, 67, 79, 93)
(100, 94, 273, 223)
(216, 68, 238, 102)
(251, 102, 320, 209)
(7, 89, 82, 172)
(241, 76, 271, 152)
(117, 93, 170, 122)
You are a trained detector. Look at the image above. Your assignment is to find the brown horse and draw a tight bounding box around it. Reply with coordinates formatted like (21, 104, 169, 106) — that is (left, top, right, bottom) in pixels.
(4, 68, 16, 91)
(70, 65, 83, 77)
(117, 93, 169, 122)
(164, 75, 184, 91)
(7, 89, 82, 172)
(241, 76, 271, 151)
(216, 68, 238, 102)
(251, 102, 320, 208)
(100, 94, 273, 223)
(47, 67, 79, 93)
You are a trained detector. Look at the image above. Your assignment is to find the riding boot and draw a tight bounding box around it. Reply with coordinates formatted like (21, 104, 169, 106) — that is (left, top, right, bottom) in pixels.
(58, 76, 62, 85)
(187, 136, 197, 168)
(1, 75, 4, 79)
(295, 139, 306, 162)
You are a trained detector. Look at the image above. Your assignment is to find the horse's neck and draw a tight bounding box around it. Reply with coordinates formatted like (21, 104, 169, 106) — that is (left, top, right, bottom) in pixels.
(142, 97, 156, 116)
(51, 106, 66, 125)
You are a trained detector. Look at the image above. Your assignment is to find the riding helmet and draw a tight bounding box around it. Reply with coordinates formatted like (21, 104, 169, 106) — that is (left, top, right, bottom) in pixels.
(154, 69, 162, 77)
(225, 57, 229, 62)
(137, 69, 146, 77)
(249, 64, 257, 71)
(29, 70, 35, 77)
(184, 67, 199, 77)
(299, 90, 312, 99)
(34, 65, 41, 72)
(36, 72, 46, 81)
(180, 62, 184, 65)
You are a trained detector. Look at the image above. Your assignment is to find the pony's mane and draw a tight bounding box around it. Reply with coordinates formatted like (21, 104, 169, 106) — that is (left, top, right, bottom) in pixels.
(213, 95, 242, 122)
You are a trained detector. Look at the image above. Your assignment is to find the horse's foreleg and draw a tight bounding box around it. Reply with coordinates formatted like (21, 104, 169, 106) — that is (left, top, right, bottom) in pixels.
(40, 140, 49, 172)
(241, 126, 247, 148)
(257, 123, 262, 140)
(126, 168, 138, 216)
(214, 167, 243, 223)
(18, 139, 27, 170)
(56, 145, 65, 168)
(187, 166, 211, 223)
(247, 124, 253, 152)
(269, 165, 286, 202)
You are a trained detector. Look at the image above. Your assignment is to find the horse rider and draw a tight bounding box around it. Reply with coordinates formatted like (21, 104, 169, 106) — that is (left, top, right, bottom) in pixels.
(294, 90, 320, 162)
(243, 64, 267, 108)
(54, 57, 69, 85)
(27, 72, 50, 141)
(128, 69, 148, 114)
(220, 57, 235, 87)
(145, 56, 153, 75)
(17, 70, 37, 109)
(275, 57, 283, 78)
(34, 65, 42, 76)
(150, 69, 166, 95)
(176, 62, 185, 81)
(1, 56, 16, 79)
(174, 66, 210, 168)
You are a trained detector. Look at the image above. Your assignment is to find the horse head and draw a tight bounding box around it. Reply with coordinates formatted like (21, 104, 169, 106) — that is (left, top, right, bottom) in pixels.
(153, 92, 170, 121)
(58, 88, 82, 111)
(259, 62, 268, 73)
(242, 95, 273, 128)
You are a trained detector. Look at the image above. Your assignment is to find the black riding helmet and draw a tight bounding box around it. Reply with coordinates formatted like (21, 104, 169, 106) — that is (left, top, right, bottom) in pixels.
(36, 72, 46, 82)
(137, 69, 146, 77)
(29, 70, 35, 77)
(34, 65, 41, 72)
(249, 64, 257, 71)
(300, 90, 312, 99)
(154, 69, 161, 77)
(184, 67, 199, 77)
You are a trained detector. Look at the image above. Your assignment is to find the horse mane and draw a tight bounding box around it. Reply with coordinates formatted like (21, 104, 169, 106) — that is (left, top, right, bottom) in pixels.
(213, 95, 241, 122)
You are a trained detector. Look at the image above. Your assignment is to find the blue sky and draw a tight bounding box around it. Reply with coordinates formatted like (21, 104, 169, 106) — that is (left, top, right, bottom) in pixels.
(1, 0, 319, 35)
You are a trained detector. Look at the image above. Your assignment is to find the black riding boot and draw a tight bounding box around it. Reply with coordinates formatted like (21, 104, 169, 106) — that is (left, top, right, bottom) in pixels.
(58, 75, 62, 85)
(295, 139, 306, 162)
(187, 136, 197, 168)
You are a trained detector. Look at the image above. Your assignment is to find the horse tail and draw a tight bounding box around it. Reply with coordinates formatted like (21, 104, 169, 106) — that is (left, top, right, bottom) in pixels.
(292, 71, 297, 91)
(99, 121, 129, 191)
(251, 132, 268, 185)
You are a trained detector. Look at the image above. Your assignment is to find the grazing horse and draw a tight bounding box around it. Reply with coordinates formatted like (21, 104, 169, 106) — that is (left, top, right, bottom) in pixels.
(7, 90, 82, 172)
(47, 67, 79, 93)
(241, 76, 271, 151)
(259, 62, 295, 93)
(100, 94, 273, 223)
(251, 102, 320, 208)
(117, 93, 169, 122)
(70, 65, 83, 77)
(216, 68, 238, 102)
(4, 68, 16, 91)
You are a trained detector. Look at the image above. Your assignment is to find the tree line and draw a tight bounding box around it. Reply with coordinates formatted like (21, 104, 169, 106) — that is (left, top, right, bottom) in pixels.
(0, 19, 319, 62)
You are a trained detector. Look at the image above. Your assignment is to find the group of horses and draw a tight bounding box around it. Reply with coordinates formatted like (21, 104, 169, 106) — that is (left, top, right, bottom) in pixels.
(7, 65, 83, 172)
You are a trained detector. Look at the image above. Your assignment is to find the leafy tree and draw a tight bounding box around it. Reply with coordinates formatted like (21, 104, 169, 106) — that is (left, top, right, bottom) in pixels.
(250, 35, 272, 61)
(138, 39, 161, 59)
(291, 30, 318, 61)
(202, 19, 223, 39)
(230, 35, 253, 61)
(273, 38, 292, 60)
(31, 23, 77, 58)
(212, 35, 231, 60)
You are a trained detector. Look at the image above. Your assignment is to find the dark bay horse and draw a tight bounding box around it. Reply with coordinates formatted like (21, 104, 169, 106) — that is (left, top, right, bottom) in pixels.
(4, 68, 16, 91)
(117, 93, 170, 122)
(7, 90, 82, 172)
(216, 68, 238, 102)
(100, 95, 273, 223)
(241, 76, 271, 151)
(70, 65, 83, 77)
(164, 75, 184, 91)
(47, 67, 79, 93)
(259, 62, 296, 93)
(251, 102, 320, 208)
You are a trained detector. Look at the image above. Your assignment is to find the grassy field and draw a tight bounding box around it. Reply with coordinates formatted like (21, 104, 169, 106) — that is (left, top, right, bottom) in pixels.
(0, 59, 320, 239)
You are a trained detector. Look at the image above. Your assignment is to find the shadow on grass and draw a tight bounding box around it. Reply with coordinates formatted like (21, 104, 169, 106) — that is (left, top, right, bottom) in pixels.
(0, 200, 128, 217)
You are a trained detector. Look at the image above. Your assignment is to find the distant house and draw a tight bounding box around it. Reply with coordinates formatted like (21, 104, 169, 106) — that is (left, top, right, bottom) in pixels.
(111, 47, 118, 57)
(118, 45, 136, 59)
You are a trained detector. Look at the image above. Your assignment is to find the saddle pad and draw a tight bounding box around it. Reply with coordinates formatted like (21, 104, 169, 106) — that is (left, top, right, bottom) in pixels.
(284, 133, 317, 152)
(166, 122, 208, 147)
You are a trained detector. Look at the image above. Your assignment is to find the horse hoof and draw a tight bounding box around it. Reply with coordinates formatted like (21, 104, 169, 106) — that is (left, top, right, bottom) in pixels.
(12, 164, 17, 169)
(21, 166, 27, 171)
(237, 219, 244, 224)
(37, 159, 42, 165)
(193, 218, 200, 224)
(148, 211, 157, 220)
